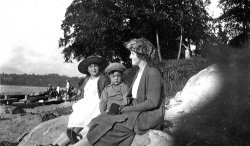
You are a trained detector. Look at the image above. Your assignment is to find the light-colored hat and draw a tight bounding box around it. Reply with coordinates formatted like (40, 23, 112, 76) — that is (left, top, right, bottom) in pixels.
(105, 62, 126, 74)
(124, 37, 156, 60)
(78, 55, 108, 74)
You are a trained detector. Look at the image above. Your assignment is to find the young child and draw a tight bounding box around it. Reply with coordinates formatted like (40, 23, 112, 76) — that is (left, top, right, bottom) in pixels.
(99, 62, 129, 114)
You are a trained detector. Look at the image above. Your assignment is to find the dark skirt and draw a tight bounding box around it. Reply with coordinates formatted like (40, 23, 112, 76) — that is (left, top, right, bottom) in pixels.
(91, 122, 136, 146)
(87, 107, 164, 146)
(87, 112, 139, 146)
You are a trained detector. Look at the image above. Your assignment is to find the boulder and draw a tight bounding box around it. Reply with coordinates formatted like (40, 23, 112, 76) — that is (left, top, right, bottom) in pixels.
(131, 130, 173, 146)
(165, 63, 250, 145)
(19, 115, 173, 146)
(18, 115, 68, 146)
(165, 64, 225, 125)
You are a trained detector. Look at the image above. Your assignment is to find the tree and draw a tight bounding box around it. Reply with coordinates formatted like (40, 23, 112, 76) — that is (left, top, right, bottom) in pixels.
(217, 24, 228, 45)
(216, 0, 250, 47)
(59, 0, 211, 65)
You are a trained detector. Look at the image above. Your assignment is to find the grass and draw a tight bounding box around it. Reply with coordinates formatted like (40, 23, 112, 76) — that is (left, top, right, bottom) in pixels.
(123, 57, 211, 97)
(159, 57, 211, 96)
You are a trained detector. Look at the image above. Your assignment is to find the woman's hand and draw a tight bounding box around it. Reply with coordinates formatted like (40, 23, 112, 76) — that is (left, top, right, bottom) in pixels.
(120, 106, 132, 113)
(120, 106, 126, 113)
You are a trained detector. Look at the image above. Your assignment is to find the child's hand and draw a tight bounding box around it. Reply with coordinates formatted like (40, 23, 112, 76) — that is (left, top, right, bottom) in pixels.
(122, 97, 129, 106)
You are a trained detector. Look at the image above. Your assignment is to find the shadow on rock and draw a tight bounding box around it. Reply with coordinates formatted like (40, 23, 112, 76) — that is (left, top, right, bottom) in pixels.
(172, 61, 250, 145)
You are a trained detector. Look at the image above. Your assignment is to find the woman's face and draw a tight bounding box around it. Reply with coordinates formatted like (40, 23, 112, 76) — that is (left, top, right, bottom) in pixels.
(129, 51, 141, 66)
(88, 63, 100, 77)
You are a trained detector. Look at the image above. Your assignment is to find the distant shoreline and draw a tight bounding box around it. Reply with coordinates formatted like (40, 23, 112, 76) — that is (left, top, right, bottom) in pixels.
(0, 85, 48, 95)
(0, 84, 48, 87)
(0, 73, 81, 87)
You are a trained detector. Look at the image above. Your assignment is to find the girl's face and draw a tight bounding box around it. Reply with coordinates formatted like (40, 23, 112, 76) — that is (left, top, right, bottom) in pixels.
(88, 63, 100, 77)
(109, 71, 122, 85)
(129, 51, 141, 66)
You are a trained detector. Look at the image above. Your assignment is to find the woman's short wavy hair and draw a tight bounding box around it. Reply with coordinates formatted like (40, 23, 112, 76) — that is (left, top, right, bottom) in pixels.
(124, 37, 157, 61)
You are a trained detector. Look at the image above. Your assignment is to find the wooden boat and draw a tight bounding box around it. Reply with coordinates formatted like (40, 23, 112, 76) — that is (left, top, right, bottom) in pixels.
(0, 98, 20, 105)
(10, 99, 65, 115)
(26, 95, 49, 103)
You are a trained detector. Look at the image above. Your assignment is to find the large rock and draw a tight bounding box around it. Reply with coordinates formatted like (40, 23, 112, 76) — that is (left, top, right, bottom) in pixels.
(19, 115, 173, 146)
(165, 63, 250, 145)
(165, 64, 225, 124)
(18, 115, 69, 146)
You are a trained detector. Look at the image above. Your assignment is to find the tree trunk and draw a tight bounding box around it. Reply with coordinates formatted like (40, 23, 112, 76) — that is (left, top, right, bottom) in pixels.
(156, 29, 162, 61)
(243, 0, 249, 40)
(153, 3, 162, 62)
(177, 26, 183, 59)
(177, 11, 183, 59)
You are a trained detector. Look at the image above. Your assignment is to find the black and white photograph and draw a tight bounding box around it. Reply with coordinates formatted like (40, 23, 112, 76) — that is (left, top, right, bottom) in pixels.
(0, 0, 250, 145)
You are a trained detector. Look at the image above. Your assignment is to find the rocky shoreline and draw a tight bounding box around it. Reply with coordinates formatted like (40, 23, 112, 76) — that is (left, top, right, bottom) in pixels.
(0, 101, 75, 144)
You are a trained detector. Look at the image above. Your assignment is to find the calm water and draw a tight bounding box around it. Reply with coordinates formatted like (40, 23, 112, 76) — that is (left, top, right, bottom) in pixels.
(0, 85, 48, 95)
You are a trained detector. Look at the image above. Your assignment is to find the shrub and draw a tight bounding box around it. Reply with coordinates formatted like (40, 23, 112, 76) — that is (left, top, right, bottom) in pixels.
(123, 57, 211, 97)
(159, 57, 211, 96)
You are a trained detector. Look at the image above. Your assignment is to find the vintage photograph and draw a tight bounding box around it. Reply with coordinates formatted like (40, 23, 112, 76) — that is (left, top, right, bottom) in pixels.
(0, 0, 250, 145)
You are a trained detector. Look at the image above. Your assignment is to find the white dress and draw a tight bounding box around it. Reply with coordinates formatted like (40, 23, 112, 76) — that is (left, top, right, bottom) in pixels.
(68, 76, 101, 128)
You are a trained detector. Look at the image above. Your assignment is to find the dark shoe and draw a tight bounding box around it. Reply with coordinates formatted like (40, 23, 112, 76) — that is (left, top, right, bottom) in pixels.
(66, 129, 82, 144)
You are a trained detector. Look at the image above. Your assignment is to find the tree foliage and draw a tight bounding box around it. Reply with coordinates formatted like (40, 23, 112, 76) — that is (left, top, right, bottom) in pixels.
(0, 73, 81, 87)
(217, 0, 250, 47)
(59, 0, 211, 65)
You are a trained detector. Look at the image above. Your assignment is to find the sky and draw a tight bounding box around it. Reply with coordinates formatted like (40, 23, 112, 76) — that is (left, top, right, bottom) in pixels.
(0, 0, 222, 78)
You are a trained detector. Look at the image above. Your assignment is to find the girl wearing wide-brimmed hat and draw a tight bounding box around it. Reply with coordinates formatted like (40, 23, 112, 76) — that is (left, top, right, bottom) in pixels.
(52, 55, 110, 146)
(72, 38, 166, 146)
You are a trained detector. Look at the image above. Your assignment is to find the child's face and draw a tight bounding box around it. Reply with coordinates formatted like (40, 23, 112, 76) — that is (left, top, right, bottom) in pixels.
(109, 71, 122, 85)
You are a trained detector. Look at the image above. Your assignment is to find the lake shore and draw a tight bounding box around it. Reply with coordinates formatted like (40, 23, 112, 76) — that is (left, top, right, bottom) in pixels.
(0, 101, 75, 143)
(0, 85, 48, 96)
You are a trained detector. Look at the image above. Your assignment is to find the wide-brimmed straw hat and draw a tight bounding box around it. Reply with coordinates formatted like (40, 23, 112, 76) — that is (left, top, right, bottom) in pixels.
(78, 55, 108, 74)
(105, 62, 126, 74)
